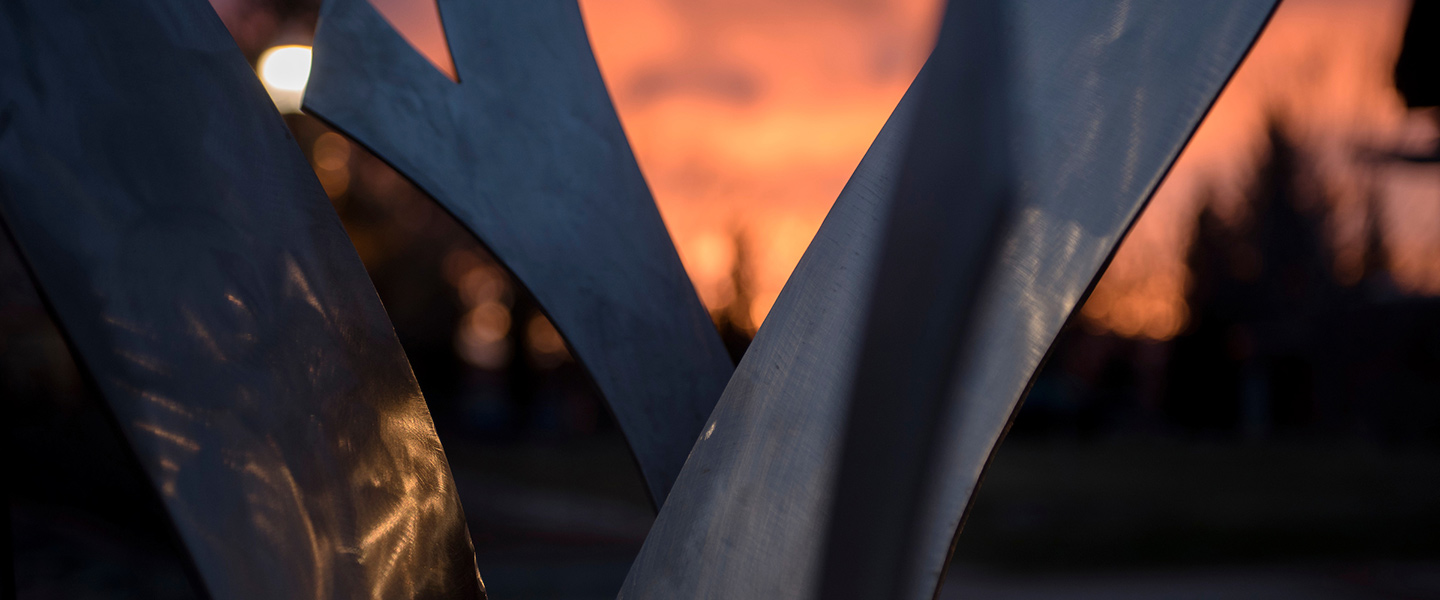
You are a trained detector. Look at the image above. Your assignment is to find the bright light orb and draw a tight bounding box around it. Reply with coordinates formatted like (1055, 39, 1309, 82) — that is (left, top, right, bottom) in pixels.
(257, 45, 312, 113)
(258, 45, 312, 91)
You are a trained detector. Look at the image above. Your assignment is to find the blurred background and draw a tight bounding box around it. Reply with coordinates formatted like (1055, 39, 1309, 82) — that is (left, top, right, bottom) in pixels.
(3, 0, 1438, 598)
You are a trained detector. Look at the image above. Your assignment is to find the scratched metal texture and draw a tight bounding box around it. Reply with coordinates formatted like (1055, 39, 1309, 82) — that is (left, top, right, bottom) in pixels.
(619, 2, 1278, 599)
(304, 0, 734, 506)
(817, 0, 1014, 598)
(0, 1, 485, 598)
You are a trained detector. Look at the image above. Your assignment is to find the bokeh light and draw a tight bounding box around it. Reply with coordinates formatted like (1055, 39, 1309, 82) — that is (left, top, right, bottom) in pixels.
(257, 44, 312, 113)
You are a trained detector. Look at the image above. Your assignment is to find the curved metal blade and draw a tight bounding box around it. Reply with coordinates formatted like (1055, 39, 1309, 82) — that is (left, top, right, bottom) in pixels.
(818, 0, 1013, 598)
(304, 0, 734, 507)
(621, 2, 1278, 599)
(0, 1, 485, 598)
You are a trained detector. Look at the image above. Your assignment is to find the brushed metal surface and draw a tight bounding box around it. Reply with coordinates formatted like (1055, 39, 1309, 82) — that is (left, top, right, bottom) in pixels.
(304, 0, 734, 506)
(818, 1, 1013, 598)
(0, 1, 485, 598)
(620, 3, 1277, 599)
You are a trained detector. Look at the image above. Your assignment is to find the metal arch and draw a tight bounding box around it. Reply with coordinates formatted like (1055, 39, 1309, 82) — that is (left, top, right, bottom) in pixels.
(0, 0, 485, 598)
(619, 2, 1279, 599)
(304, 0, 735, 507)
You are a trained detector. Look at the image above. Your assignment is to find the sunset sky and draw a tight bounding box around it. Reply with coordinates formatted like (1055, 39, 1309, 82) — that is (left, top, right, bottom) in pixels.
(216, 0, 1440, 340)
(577, 0, 1438, 338)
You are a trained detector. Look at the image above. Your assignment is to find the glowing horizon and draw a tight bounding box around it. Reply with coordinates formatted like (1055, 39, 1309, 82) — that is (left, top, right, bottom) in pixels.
(226, 0, 1440, 341)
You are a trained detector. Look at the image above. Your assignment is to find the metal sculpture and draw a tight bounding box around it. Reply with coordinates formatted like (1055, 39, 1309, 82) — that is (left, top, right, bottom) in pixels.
(304, 0, 734, 506)
(0, 0, 484, 598)
(818, 0, 1013, 597)
(620, 2, 1278, 599)
(0, 0, 1293, 596)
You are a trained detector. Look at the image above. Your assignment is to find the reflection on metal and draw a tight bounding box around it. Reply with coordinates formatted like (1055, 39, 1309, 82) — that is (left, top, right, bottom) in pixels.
(817, 0, 1012, 598)
(305, 0, 735, 506)
(0, 0, 485, 598)
(620, 2, 1278, 599)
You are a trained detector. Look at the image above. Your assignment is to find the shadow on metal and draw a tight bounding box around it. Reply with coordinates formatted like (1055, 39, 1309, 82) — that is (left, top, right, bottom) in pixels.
(620, 2, 1279, 599)
(0, 0, 484, 598)
(304, 0, 734, 508)
(817, 0, 1013, 598)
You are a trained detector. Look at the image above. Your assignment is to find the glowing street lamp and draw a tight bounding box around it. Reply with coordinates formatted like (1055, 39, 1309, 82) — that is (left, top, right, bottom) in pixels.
(257, 45, 312, 113)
